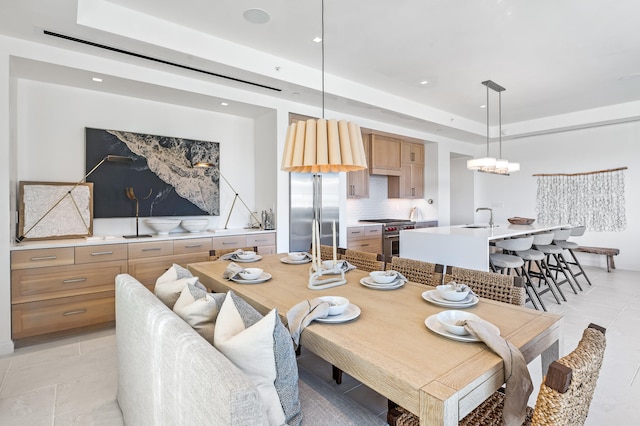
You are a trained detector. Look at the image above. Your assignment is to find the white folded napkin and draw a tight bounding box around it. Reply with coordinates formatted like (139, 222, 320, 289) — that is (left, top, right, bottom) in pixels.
(220, 249, 244, 261)
(461, 319, 533, 426)
(286, 298, 331, 347)
(323, 260, 357, 272)
(222, 262, 244, 280)
(385, 270, 408, 282)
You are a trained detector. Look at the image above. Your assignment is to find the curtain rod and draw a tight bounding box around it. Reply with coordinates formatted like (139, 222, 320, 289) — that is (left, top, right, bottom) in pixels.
(532, 166, 627, 177)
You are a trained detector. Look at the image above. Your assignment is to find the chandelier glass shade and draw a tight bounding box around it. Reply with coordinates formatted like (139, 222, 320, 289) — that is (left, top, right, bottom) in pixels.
(467, 80, 519, 175)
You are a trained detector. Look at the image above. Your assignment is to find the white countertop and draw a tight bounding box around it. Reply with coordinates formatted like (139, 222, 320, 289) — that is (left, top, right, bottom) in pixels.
(10, 228, 275, 251)
(400, 223, 567, 271)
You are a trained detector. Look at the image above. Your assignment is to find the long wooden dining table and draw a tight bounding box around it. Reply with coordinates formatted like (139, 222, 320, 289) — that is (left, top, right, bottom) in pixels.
(188, 254, 562, 426)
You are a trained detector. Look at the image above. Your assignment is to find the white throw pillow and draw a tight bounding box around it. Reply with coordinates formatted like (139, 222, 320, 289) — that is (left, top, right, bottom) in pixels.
(214, 291, 301, 426)
(154, 264, 206, 308)
(173, 282, 225, 343)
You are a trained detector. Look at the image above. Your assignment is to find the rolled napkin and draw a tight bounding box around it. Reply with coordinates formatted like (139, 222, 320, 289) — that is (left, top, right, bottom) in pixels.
(222, 262, 244, 280)
(446, 281, 478, 297)
(461, 319, 533, 426)
(220, 249, 244, 261)
(286, 298, 331, 347)
(386, 270, 408, 282)
(323, 260, 357, 272)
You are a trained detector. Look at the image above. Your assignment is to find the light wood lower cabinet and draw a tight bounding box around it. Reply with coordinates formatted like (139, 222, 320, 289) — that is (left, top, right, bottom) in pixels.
(10, 244, 128, 341)
(346, 225, 382, 254)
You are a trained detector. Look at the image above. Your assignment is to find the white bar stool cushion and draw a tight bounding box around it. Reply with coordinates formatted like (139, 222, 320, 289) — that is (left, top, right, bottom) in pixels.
(490, 254, 524, 269)
(516, 249, 545, 261)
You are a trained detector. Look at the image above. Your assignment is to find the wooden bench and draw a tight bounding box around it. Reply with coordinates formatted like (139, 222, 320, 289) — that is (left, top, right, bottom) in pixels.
(575, 246, 620, 272)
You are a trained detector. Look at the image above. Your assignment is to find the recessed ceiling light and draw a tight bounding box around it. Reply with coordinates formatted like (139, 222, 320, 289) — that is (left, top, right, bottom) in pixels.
(420, 80, 429, 86)
(480, 104, 487, 109)
(313, 37, 322, 43)
(243, 8, 270, 24)
(220, 102, 229, 106)
(92, 77, 103, 83)
(618, 72, 640, 81)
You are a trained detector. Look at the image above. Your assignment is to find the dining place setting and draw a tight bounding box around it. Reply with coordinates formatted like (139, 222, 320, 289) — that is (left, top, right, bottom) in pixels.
(359, 270, 407, 290)
(220, 249, 263, 262)
(422, 281, 479, 308)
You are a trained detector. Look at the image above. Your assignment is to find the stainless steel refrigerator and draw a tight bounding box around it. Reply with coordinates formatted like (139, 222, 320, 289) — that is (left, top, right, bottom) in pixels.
(289, 173, 340, 252)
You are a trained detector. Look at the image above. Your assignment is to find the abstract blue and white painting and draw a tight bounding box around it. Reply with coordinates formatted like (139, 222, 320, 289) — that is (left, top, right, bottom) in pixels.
(85, 127, 220, 218)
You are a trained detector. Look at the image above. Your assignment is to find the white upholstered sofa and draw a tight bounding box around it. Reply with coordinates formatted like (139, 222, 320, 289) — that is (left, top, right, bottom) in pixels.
(115, 274, 385, 425)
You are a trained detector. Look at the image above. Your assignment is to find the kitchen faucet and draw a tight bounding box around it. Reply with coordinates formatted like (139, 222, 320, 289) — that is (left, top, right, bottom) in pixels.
(476, 207, 494, 228)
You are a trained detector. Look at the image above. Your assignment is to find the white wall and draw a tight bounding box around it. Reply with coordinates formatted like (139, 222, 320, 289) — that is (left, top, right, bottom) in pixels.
(450, 156, 474, 225)
(474, 122, 640, 271)
(16, 80, 260, 235)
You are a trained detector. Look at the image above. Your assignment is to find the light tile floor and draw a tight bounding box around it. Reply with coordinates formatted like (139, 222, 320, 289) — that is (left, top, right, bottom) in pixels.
(0, 265, 638, 425)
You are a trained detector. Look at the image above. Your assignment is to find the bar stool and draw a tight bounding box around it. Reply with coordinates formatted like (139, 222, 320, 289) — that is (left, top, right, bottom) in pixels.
(489, 236, 544, 310)
(534, 229, 581, 294)
(553, 225, 593, 287)
(516, 232, 565, 305)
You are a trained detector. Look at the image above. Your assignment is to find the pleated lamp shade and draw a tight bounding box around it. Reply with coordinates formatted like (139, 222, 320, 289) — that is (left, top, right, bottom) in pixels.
(281, 118, 368, 173)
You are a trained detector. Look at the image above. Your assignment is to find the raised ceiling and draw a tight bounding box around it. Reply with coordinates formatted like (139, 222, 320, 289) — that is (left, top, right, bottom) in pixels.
(2, 0, 640, 142)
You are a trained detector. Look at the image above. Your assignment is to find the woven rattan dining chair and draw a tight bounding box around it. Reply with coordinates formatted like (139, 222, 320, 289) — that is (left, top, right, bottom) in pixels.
(444, 265, 527, 306)
(385, 256, 444, 287)
(209, 246, 258, 261)
(342, 249, 385, 272)
(390, 323, 606, 426)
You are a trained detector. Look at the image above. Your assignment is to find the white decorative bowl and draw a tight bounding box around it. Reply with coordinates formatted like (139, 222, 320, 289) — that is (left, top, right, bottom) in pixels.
(369, 270, 397, 284)
(145, 219, 181, 235)
(436, 311, 480, 336)
(288, 252, 306, 261)
(318, 296, 349, 316)
(181, 219, 209, 233)
(436, 284, 470, 302)
(238, 267, 263, 280)
(237, 251, 257, 260)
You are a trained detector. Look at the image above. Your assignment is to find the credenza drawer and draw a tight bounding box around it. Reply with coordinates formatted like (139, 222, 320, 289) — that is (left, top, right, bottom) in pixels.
(75, 244, 128, 264)
(212, 235, 246, 250)
(246, 233, 276, 247)
(174, 238, 213, 255)
(128, 241, 174, 259)
(11, 260, 127, 304)
(11, 291, 115, 340)
(11, 247, 75, 270)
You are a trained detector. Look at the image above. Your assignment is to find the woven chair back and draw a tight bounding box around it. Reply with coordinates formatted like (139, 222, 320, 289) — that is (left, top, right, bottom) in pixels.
(209, 246, 258, 261)
(386, 257, 443, 287)
(343, 249, 384, 272)
(445, 266, 526, 306)
(531, 324, 606, 426)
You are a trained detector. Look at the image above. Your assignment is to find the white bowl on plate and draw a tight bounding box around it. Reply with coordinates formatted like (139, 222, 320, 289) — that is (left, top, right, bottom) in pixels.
(288, 252, 307, 261)
(322, 259, 345, 270)
(436, 310, 480, 335)
(237, 251, 257, 260)
(436, 284, 470, 302)
(145, 218, 181, 235)
(181, 218, 209, 233)
(238, 267, 263, 280)
(318, 296, 349, 316)
(369, 270, 397, 284)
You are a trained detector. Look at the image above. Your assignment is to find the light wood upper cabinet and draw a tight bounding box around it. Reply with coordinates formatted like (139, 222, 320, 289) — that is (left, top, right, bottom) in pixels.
(369, 135, 402, 176)
(392, 163, 424, 199)
(401, 142, 424, 165)
(347, 133, 370, 198)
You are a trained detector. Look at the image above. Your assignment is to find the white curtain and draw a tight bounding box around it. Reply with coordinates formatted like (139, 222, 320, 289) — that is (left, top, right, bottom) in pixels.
(535, 168, 626, 231)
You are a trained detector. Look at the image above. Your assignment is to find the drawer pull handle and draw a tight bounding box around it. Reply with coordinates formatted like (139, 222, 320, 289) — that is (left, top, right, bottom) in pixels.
(31, 256, 57, 261)
(142, 248, 162, 252)
(184, 244, 202, 248)
(222, 242, 237, 245)
(63, 278, 87, 284)
(352, 231, 361, 234)
(361, 243, 370, 247)
(63, 309, 87, 316)
(255, 239, 268, 242)
(91, 251, 113, 256)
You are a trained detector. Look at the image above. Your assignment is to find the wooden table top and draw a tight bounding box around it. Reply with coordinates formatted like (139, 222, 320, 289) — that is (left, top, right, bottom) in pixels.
(189, 254, 562, 425)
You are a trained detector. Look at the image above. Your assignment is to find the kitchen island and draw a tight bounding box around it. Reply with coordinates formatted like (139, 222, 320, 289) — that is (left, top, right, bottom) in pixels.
(400, 223, 567, 271)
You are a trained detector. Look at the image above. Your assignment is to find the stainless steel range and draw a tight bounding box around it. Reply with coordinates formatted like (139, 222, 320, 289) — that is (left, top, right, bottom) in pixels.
(359, 219, 416, 263)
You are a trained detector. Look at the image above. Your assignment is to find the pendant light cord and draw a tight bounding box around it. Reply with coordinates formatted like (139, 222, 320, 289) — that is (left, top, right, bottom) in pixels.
(486, 84, 489, 157)
(321, 0, 325, 119)
(499, 90, 502, 159)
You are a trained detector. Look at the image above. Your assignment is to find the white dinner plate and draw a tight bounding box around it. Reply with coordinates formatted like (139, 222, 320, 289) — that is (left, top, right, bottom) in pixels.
(422, 290, 479, 309)
(424, 314, 500, 343)
(230, 272, 272, 284)
(316, 304, 361, 323)
(359, 277, 405, 290)
(429, 290, 475, 305)
(232, 255, 263, 263)
(280, 257, 312, 265)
